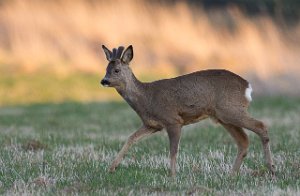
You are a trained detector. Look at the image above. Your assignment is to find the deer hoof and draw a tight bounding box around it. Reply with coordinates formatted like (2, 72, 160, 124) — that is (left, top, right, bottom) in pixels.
(229, 170, 239, 177)
(109, 167, 116, 173)
(169, 170, 176, 178)
(270, 170, 276, 179)
(269, 164, 276, 176)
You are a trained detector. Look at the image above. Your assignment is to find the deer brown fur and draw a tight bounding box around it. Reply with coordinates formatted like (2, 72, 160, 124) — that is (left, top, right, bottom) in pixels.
(100, 45, 275, 176)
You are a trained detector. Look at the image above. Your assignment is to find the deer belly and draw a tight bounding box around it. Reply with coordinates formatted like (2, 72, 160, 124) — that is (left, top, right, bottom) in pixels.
(181, 113, 209, 125)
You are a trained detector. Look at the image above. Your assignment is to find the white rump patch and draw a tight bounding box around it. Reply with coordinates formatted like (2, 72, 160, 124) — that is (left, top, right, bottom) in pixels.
(245, 83, 252, 102)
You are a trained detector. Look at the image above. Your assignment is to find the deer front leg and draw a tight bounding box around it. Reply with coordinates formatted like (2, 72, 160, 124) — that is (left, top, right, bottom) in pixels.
(109, 126, 156, 172)
(166, 124, 182, 177)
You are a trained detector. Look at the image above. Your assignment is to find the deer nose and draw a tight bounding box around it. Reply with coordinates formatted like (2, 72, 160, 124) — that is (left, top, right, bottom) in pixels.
(101, 79, 110, 86)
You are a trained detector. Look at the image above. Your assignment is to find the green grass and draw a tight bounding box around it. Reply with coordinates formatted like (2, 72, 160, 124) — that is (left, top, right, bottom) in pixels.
(0, 72, 120, 106)
(0, 97, 300, 195)
(0, 72, 166, 106)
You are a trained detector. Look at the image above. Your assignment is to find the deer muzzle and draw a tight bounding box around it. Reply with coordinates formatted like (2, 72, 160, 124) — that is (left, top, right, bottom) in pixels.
(101, 79, 110, 87)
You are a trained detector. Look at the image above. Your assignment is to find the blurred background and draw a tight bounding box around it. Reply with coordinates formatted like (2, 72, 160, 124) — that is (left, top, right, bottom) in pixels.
(0, 0, 299, 106)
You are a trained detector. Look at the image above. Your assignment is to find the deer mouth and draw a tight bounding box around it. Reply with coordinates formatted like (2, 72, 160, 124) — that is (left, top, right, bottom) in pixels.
(103, 83, 118, 88)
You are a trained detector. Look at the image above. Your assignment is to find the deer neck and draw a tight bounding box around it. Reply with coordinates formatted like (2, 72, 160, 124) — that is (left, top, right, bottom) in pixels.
(116, 73, 145, 108)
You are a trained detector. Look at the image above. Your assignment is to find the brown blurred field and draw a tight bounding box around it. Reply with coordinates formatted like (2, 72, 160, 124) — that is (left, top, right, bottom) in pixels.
(0, 0, 300, 105)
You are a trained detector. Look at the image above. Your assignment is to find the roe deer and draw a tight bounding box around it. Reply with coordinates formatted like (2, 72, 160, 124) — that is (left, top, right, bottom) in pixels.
(100, 45, 275, 176)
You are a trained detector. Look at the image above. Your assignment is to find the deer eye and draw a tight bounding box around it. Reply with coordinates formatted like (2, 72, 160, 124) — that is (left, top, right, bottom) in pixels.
(114, 69, 120, 73)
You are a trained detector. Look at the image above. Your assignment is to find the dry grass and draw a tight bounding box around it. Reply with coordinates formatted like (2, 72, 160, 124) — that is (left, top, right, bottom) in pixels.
(0, 0, 300, 96)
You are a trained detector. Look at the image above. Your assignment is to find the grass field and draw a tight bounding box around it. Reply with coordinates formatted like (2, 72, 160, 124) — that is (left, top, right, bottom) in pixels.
(0, 97, 299, 195)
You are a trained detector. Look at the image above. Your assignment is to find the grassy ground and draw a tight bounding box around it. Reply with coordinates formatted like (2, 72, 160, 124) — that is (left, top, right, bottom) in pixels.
(0, 97, 299, 195)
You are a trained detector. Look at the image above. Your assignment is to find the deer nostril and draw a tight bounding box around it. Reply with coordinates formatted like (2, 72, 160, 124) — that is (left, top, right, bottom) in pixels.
(101, 79, 110, 86)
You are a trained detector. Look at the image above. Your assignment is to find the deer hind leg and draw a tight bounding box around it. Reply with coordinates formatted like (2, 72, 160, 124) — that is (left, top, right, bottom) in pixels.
(109, 126, 158, 172)
(218, 111, 275, 176)
(239, 116, 275, 176)
(220, 122, 249, 173)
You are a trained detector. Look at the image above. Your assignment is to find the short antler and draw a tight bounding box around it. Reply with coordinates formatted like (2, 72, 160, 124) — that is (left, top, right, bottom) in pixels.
(102, 45, 125, 61)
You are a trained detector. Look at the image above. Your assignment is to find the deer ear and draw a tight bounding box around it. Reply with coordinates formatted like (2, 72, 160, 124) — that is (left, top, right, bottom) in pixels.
(121, 45, 133, 64)
(102, 45, 112, 61)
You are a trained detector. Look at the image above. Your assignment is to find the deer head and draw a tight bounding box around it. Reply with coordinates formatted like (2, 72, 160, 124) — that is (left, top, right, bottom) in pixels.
(100, 45, 134, 89)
